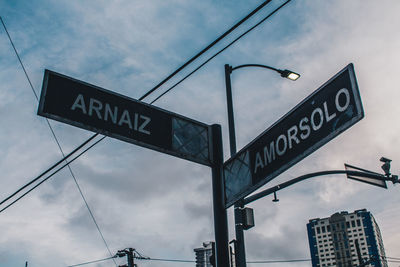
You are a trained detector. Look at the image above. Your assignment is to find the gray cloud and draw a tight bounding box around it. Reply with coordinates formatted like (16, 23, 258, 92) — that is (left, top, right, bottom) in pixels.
(1, 0, 400, 266)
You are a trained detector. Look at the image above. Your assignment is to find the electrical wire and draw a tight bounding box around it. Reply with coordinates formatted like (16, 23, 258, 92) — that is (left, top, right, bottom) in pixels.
(0, 17, 116, 266)
(67, 256, 117, 267)
(380, 255, 400, 263)
(1, 1, 292, 264)
(140, 0, 272, 100)
(142, 258, 195, 263)
(0, 137, 106, 214)
(384, 256, 400, 260)
(0, 17, 39, 101)
(151, 0, 292, 104)
(0, 134, 97, 207)
(67, 253, 400, 266)
(3, 4, 395, 267)
(247, 259, 311, 263)
(0, 0, 290, 211)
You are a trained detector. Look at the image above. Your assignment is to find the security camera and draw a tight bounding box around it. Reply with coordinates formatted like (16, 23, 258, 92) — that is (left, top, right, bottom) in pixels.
(380, 157, 392, 163)
(380, 157, 392, 176)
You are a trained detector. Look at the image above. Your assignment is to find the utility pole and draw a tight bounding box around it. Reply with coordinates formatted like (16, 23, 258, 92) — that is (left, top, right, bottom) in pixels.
(127, 248, 134, 267)
(224, 64, 246, 267)
(224, 63, 299, 267)
(117, 248, 141, 267)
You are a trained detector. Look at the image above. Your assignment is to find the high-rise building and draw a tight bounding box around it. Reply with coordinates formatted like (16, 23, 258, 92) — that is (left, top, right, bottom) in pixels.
(194, 242, 214, 267)
(307, 209, 387, 267)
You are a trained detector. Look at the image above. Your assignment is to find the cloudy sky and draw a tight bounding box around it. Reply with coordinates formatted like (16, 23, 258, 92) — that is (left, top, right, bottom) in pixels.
(1, 0, 400, 266)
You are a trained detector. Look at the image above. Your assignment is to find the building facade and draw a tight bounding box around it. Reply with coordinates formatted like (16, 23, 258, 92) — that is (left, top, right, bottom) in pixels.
(194, 242, 214, 267)
(307, 209, 387, 267)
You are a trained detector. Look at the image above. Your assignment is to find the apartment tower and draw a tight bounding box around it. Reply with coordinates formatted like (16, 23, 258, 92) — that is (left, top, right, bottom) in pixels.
(307, 209, 387, 267)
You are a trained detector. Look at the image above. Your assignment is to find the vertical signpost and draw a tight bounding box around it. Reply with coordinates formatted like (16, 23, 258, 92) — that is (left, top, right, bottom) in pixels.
(37, 70, 229, 266)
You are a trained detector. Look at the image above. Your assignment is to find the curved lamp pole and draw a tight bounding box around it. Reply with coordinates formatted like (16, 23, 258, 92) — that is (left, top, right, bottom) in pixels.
(224, 63, 300, 267)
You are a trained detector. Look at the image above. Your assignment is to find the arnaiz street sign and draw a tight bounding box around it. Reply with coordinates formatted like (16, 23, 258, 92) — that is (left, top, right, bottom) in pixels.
(224, 63, 364, 208)
(38, 70, 211, 166)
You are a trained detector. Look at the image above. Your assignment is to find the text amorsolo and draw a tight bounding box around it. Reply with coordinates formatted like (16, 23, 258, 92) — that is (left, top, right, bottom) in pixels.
(253, 88, 351, 174)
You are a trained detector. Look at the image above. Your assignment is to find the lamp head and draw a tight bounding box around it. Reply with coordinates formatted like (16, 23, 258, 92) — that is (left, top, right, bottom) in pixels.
(280, 69, 300, 81)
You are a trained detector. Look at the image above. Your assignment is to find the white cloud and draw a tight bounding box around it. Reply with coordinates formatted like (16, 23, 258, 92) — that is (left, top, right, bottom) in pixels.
(1, 0, 400, 266)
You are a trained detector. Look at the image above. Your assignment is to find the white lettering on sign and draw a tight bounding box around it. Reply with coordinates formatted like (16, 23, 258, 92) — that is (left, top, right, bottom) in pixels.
(253, 88, 351, 174)
(70, 94, 151, 135)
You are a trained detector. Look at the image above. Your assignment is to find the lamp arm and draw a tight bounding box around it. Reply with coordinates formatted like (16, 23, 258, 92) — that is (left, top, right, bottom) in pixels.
(231, 64, 281, 73)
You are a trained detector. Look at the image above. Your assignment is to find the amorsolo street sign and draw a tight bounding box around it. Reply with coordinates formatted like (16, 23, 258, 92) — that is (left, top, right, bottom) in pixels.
(38, 70, 211, 166)
(224, 63, 364, 208)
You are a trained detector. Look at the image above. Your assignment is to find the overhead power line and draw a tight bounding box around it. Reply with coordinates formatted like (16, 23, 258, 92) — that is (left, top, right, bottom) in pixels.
(0, 1, 294, 262)
(151, 0, 292, 103)
(0, 0, 288, 212)
(0, 16, 117, 266)
(68, 253, 400, 266)
(0, 2, 280, 264)
(140, 0, 272, 100)
(143, 258, 195, 263)
(0, 134, 97, 207)
(0, 137, 106, 214)
(67, 255, 117, 267)
(0, 17, 39, 101)
(247, 259, 311, 263)
(384, 256, 400, 260)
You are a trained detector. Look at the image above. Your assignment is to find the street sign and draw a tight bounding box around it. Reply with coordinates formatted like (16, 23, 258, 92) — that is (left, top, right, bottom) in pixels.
(224, 63, 364, 208)
(38, 69, 211, 166)
(344, 164, 387, 189)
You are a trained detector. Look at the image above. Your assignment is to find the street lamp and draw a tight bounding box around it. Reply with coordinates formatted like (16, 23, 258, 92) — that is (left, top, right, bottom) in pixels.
(224, 63, 300, 267)
(228, 63, 300, 80)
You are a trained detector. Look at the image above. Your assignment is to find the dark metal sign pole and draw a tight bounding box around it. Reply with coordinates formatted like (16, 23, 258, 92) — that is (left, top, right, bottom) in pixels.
(210, 124, 230, 267)
(37, 70, 231, 267)
(225, 64, 247, 267)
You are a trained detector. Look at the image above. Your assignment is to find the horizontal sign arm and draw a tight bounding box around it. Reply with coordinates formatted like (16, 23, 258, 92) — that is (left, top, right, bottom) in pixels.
(243, 170, 389, 205)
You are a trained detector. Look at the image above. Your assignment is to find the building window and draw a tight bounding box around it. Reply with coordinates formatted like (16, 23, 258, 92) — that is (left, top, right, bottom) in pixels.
(357, 220, 361, 227)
